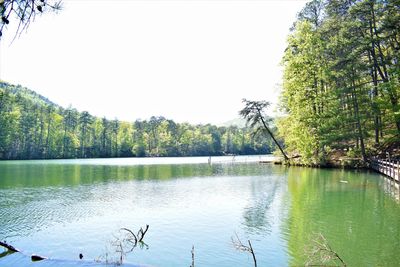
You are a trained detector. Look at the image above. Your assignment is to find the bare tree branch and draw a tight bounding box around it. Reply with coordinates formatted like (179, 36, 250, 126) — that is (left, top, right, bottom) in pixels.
(0, 0, 62, 39)
(232, 233, 257, 267)
(137, 224, 149, 242)
(98, 225, 150, 265)
(190, 245, 195, 267)
(305, 233, 346, 267)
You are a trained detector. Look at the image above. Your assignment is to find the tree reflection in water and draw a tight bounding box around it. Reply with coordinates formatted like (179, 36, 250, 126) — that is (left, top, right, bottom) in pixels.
(241, 175, 283, 235)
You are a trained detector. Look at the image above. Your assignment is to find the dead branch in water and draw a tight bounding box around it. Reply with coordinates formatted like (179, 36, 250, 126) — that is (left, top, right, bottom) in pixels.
(1, 241, 47, 262)
(190, 245, 195, 267)
(305, 233, 346, 267)
(120, 227, 138, 246)
(232, 233, 257, 267)
(120, 224, 149, 246)
(137, 224, 149, 242)
(0, 241, 19, 252)
(98, 225, 150, 265)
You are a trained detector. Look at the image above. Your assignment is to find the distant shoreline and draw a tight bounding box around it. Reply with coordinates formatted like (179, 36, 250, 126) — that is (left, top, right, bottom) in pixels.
(0, 154, 279, 165)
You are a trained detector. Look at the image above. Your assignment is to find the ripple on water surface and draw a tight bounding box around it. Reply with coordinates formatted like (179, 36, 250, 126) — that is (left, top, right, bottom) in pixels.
(0, 158, 400, 267)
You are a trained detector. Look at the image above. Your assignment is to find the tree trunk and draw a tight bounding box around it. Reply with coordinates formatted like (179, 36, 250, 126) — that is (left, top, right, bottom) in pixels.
(259, 114, 289, 161)
(351, 80, 367, 162)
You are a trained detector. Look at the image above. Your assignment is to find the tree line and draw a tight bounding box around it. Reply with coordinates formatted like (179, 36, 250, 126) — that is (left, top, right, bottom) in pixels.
(278, 0, 399, 164)
(0, 81, 274, 160)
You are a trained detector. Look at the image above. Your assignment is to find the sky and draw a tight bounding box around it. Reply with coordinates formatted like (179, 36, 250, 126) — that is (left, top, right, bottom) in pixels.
(0, 0, 308, 125)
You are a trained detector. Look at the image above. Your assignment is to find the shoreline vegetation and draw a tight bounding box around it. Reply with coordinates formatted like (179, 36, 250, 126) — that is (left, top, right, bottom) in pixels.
(1, 0, 399, 169)
(0, 79, 396, 172)
(276, 0, 399, 167)
(0, 81, 276, 160)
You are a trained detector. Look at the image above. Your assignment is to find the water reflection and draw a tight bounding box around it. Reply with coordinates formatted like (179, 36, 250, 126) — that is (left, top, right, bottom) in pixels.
(285, 167, 400, 266)
(0, 162, 272, 188)
(1, 160, 400, 267)
(241, 176, 281, 235)
(382, 176, 400, 202)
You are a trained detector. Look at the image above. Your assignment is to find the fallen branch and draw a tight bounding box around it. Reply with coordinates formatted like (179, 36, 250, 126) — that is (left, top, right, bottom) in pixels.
(0, 241, 46, 262)
(121, 227, 138, 246)
(137, 224, 149, 242)
(190, 245, 195, 267)
(0, 241, 19, 252)
(121, 224, 149, 245)
(305, 233, 346, 267)
(99, 225, 150, 265)
(247, 240, 257, 267)
(232, 233, 257, 267)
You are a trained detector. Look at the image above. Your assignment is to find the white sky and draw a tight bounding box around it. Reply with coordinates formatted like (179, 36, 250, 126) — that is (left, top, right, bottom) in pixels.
(0, 0, 307, 125)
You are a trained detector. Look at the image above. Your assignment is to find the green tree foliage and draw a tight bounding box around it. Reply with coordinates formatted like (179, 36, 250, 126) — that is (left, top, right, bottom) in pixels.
(0, 81, 275, 159)
(279, 0, 400, 164)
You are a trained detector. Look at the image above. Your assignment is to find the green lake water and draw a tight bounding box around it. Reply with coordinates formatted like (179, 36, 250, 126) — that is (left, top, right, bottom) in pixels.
(0, 156, 399, 266)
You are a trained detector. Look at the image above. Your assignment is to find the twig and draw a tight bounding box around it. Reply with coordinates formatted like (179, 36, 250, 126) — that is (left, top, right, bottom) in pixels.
(190, 245, 195, 267)
(232, 233, 257, 267)
(305, 233, 346, 267)
(247, 240, 257, 267)
(1, 0, 63, 40)
(99, 225, 150, 265)
(137, 224, 149, 242)
(120, 227, 137, 245)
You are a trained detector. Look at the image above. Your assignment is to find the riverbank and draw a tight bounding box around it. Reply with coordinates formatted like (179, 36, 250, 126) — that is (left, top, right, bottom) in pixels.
(272, 151, 400, 186)
(273, 156, 368, 169)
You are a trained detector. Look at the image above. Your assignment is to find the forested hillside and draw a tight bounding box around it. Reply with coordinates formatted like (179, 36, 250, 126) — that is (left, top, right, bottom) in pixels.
(278, 0, 399, 164)
(0, 81, 274, 160)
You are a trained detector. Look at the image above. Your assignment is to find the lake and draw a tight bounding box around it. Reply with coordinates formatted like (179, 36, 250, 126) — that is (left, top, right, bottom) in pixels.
(0, 155, 399, 266)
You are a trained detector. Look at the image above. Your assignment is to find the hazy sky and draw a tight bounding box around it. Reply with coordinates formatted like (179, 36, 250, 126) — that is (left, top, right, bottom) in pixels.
(0, 0, 307, 125)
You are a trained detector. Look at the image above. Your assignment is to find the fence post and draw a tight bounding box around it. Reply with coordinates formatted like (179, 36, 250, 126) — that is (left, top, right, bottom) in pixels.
(397, 160, 400, 182)
(383, 159, 386, 174)
(387, 160, 389, 176)
(391, 160, 394, 179)
(392, 160, 395, 179)
(387, 160, 390, 176)
(382, 159, 386, 174)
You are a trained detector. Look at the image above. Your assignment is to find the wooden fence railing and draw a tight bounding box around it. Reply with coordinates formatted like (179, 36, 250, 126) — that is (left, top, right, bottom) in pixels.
(370, 158, 400, 183)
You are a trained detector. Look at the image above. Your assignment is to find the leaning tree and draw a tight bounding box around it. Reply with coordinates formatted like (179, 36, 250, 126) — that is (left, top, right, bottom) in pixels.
(240, 98, 289, 161)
